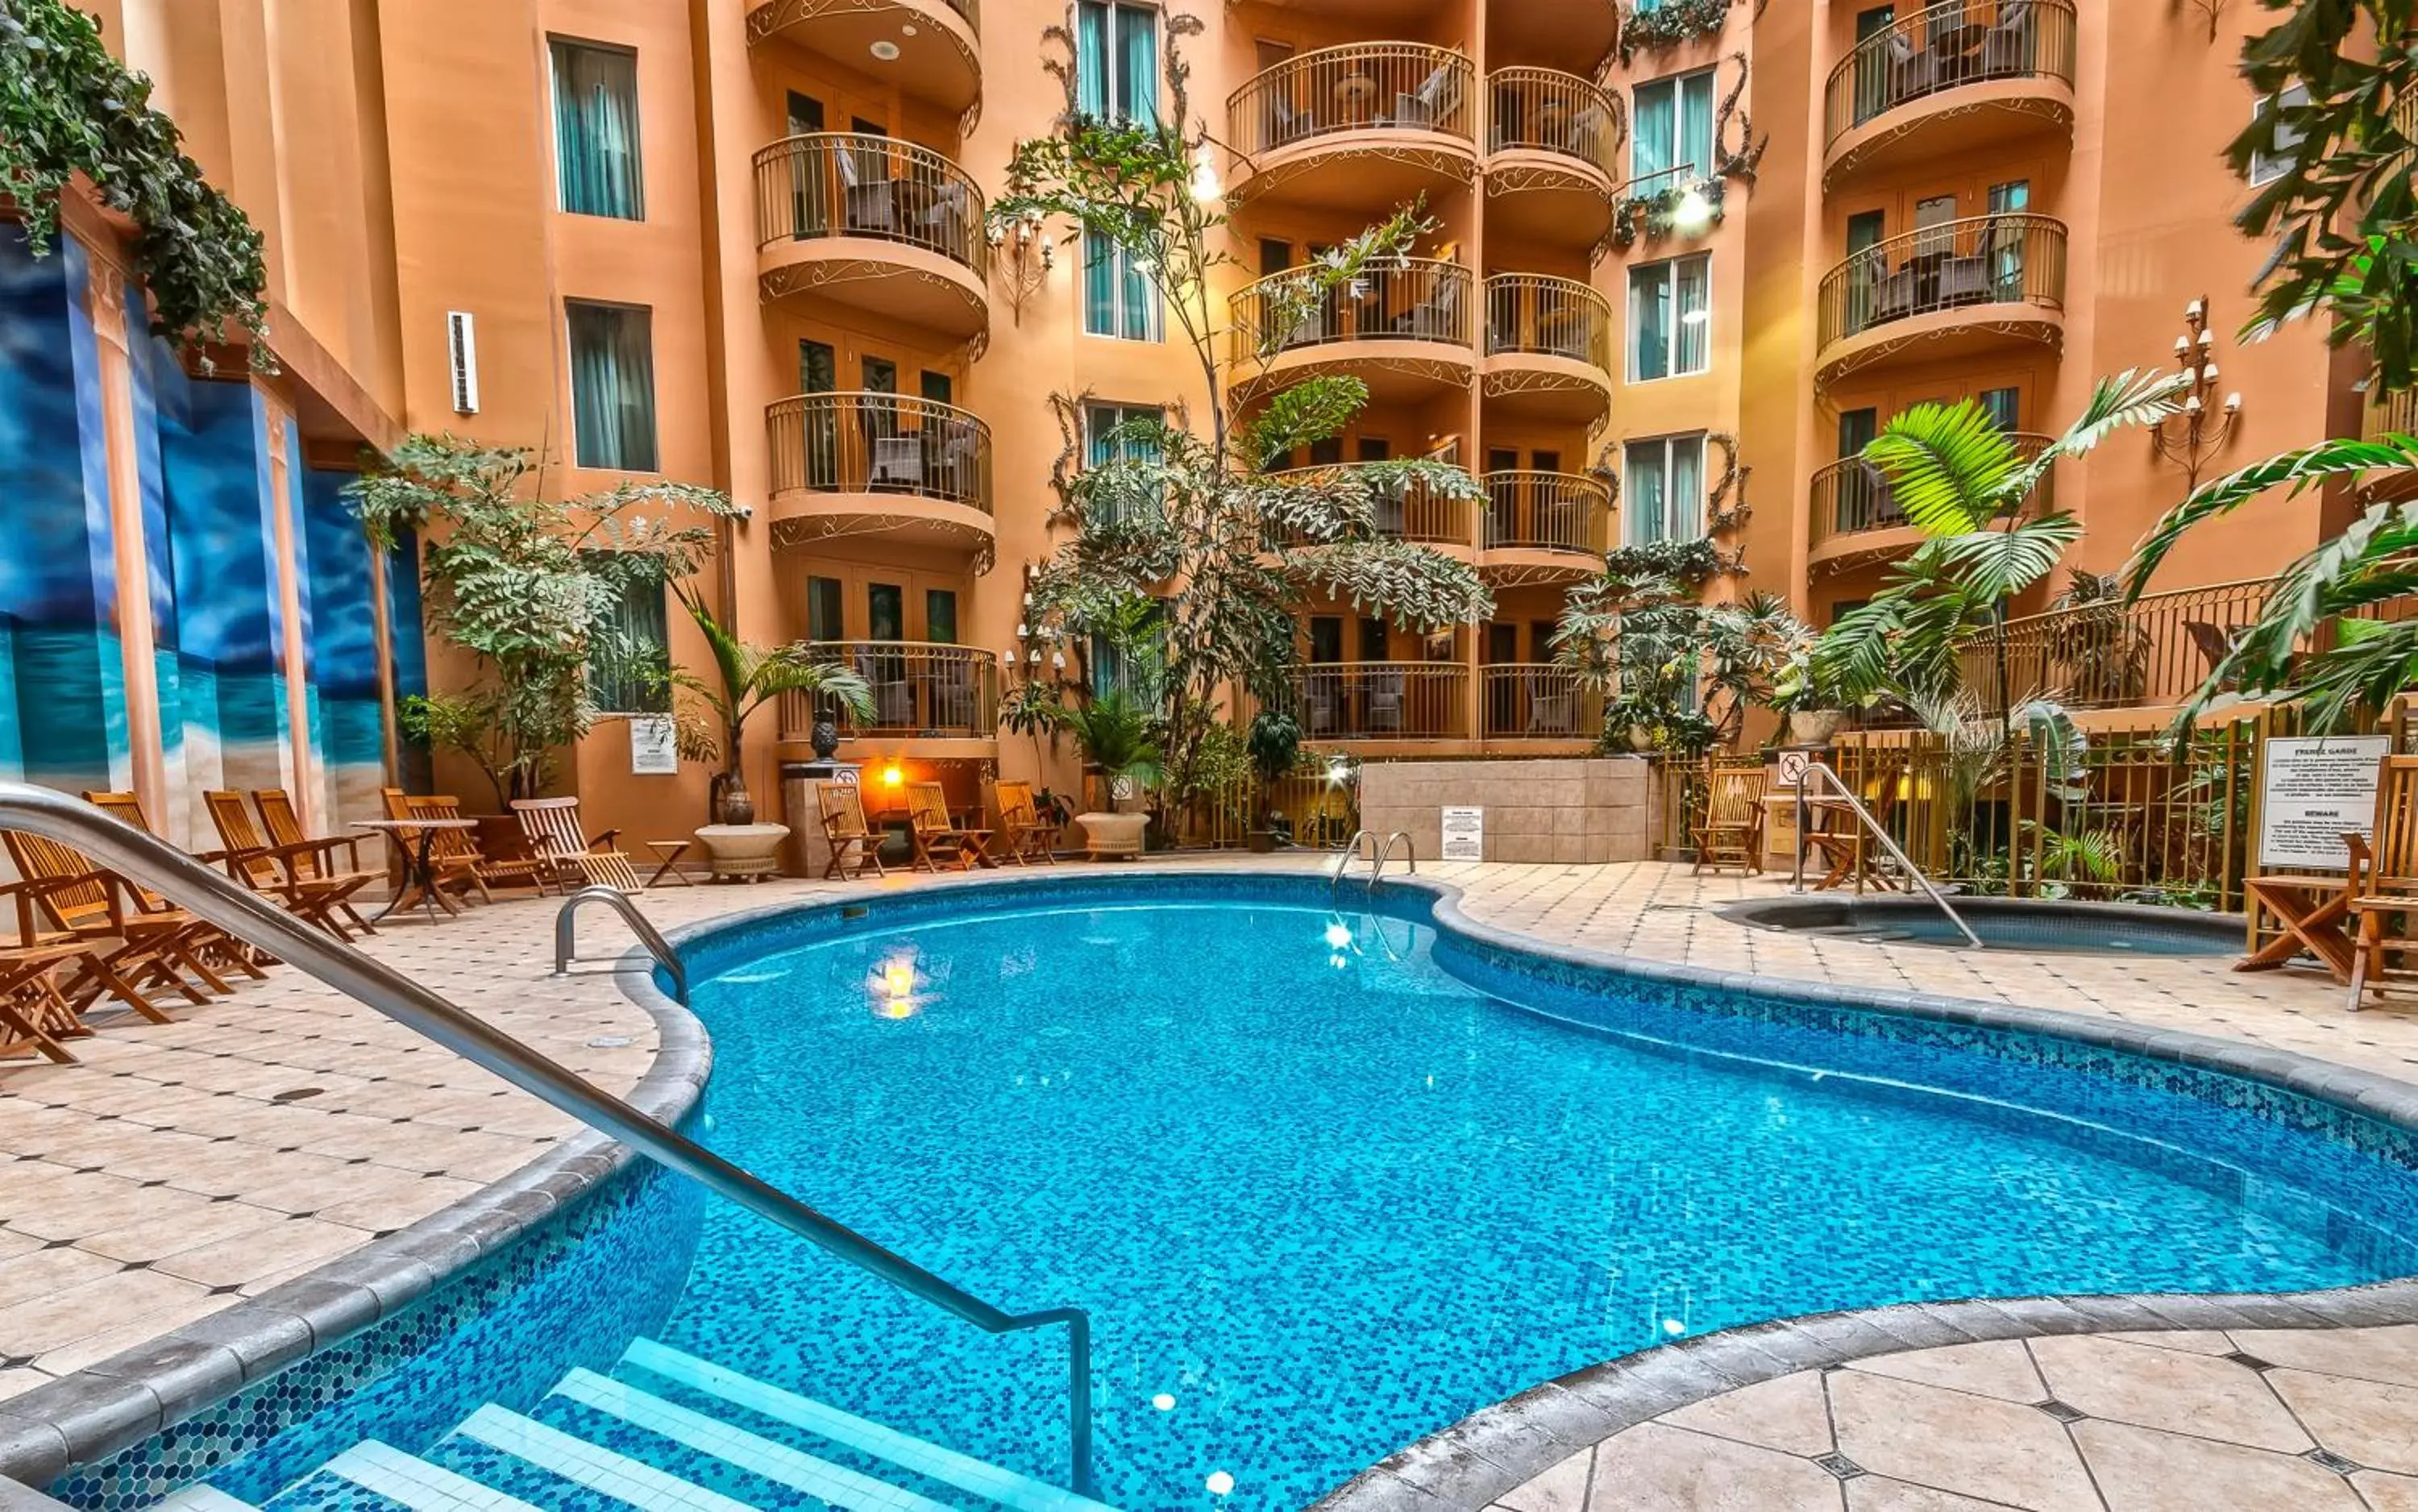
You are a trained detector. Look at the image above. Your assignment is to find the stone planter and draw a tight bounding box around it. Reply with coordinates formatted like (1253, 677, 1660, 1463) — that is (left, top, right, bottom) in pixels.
(1075, 811, 1146, 860)
(695, 822, 791, 882)
(1786, 709, 1847, 746)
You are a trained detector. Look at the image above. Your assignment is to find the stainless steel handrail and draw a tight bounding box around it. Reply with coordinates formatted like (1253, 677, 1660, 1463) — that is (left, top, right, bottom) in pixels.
(555, 886, 689, 1004)
(1332, 829, 1379, 886)
(0, 784, 1096, 1496)
(1791, 760, 1984, 949)
(1369, 832, 1417, 890)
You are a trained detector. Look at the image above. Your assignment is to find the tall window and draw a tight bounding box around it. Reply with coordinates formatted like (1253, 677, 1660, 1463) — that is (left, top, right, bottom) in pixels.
(567, 301, 658, 471)
(1084, 231, 1161, 341)
(1086, 401, 1164, 525)
(1078, 0, 1157, 123)
(1090, 600, 1166, 700)
(1978, 386, 2021, 431)
(550, 39, 642, 219)
(1624, 434, 1705, 546)
(1628, 254, 1711, 381)
(585, 564, 668, 713)
(2248, 82, 2309, 186)
(1631, 69, 1716, 184)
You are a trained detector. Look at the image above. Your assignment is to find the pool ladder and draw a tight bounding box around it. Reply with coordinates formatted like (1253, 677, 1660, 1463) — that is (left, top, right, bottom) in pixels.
(553, 885, 689, 1004)
(1790, 758, 1984, 949)
(1333, 829, 1417, 891)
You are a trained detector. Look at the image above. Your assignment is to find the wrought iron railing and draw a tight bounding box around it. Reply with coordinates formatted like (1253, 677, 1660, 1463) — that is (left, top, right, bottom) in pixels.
(1809, 432, 2050, 550)
(1481, 470, 1610, 555)
(1958, 578, 2276, 715)
(1483, 272, 1613, 373)
(1817, 213, 2067, 350)
(1485, 67, 1622, 176)
(1481, 664, 1602, 740)
(1264, 464, 1477, 547)
(1227, 42, 1476, 157)
(751, 134, 987, 278)
(1824, 0, 2079, 148)
(1229, 258, 1473, 362)
(1294, 661, 1470, 740)
(765, 393, 993, 513)
(779, 641, 999, 741)
(2367, 385, 2418, 440)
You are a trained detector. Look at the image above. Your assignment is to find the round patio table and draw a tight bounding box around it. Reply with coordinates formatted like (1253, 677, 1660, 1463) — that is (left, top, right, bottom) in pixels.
(352, 816, 480, 924)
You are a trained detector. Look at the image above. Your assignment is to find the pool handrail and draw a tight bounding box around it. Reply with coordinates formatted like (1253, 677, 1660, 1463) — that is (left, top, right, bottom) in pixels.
(0, 783, 1097, 1497)
(1790, 759, 1984, 949)
(555, 884, 689, 1004)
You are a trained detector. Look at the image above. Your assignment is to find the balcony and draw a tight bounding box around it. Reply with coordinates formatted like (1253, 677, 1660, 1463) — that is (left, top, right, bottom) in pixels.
(754, 135, 988, 345)
(763, 393, 994, 560)
(1481, 665, 1601, 743)
(1483, 69, 1621, 250)
(777, 642, 998, 749)
(1228, 259, 1475, 404)
(1481, 274, 1612, 427)
(746, 0, 980, 128)
(1815, 214, 2066, 385)
(1822, 0, 2076, 188)
(1225, 44, 1478, 212)
(1809, 432, 2050, 567)
(1480, 470, 1610, 584)
(2364, 387, 2418, 501)
(1296, 662, 1470, 741)
(1265, 464, 1477, 555)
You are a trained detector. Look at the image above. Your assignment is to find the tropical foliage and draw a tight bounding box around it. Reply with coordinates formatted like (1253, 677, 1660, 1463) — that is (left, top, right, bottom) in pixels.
(1553, 565, 1809, 756)
(661, 582, 873, 820)
(351, 434, 742, 804)
(1618, 0, 1734, 63)
(1050, 690, 1165, 790)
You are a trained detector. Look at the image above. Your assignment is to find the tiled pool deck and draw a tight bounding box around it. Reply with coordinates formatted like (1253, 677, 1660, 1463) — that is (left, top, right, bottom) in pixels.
(5, 854, 2417, 1510)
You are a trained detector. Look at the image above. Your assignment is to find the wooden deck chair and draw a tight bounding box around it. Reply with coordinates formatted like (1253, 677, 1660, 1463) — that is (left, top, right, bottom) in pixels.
(251, 789, 382, 937)
(0, 941, 94, 1063)
(0, 829, 226, 1019)
(83, 791, 274, 978)
(818, 783, 885, 879)
(380, 787, 483, 903)
(380, 790, 553, 899)
(2344, 755, 2418, 1010)
(989, 780, 1057, 866)
(512, 796, 646, 892)
(907, 783, 989, 873)
(1805, 757, 1906, 893)
(1690, 766, 1769, 877)
(202, 790, 369, 941)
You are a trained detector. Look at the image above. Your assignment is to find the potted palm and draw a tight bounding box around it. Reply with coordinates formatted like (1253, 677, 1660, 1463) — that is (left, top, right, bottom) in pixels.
(1053, 691, 1163, 858)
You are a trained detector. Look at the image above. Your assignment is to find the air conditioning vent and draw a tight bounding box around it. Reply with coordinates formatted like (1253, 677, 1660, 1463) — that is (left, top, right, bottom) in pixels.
(446, 310, 480, 415)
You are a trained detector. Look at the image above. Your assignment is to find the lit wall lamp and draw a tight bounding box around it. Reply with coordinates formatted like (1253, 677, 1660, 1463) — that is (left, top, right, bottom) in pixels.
(987, 206, 1054, 326)
(2150, 293, 2243, 491)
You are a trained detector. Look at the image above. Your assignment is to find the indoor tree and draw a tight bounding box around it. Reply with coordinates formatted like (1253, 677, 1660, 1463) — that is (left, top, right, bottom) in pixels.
(661, 582, 875, 826)
(351, 434, 742, 805)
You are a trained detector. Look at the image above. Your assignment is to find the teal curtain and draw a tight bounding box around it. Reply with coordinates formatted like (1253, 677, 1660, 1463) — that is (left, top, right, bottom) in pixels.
(1624, 442, 1668, 545)
(568, 303, 658, 471)
(1679, 71, 1716, 181)
(551, 41, 642, 219)
(1120, 243, 1153, 340)
(1674, 255, 1710, 373)
(1077, 2, 1109, 116)
(1117, 2, 1157, 123)
(1631, 79, 1674, 180)
(1629, 263, 1671, 381)
(1083, 230, 1116, 335)
(1670, 438, 1704, 538)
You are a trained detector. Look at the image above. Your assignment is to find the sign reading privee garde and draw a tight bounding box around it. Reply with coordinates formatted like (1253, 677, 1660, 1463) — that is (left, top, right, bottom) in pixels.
(2258, 735, 2391, 869)
(1440, 805, 1484, 862)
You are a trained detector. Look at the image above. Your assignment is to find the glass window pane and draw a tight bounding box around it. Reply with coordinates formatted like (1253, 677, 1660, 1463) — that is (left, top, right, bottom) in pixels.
(1675, 255, 1710, 374)
(1116, 2, 1157, 123)
(1631, 79, 1673, 180)
(1629, 262, 1672, 381)
(924, 589, 958, 645)
(551, 40, 643, 219)
(1670, 436, 1704, 536)
(1679, 71, 1716, 180)
(585, 566, 667, 713)
(1077, 2, 1109, 116)
(807, 576, 845, 641)
(1624, 441, 1668, 545)
(567, 302, 657, 471)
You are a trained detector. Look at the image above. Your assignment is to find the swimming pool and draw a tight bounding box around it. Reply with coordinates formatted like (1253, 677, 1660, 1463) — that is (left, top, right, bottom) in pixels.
(656, 878, 2418, 1512)
(1719, 895, 2245, 955)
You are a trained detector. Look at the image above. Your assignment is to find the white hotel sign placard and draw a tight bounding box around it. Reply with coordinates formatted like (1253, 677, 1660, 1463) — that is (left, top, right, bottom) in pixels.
(2258, 735, 2390, 870)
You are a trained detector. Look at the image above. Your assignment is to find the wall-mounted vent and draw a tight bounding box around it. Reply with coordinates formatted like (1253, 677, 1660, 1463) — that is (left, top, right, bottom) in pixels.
(447, 310, 480, 415)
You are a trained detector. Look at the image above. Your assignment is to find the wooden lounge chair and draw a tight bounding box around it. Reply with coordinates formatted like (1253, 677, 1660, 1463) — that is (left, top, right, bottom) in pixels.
(379, 789, 554, 900)
(1690, 766, 1769, 877)
(84, 791, 276, 978)
(251, 789, 383, 938)
(907, 783, 990, 873)
(818, 783, 885, 879)
(0, 829, 226, 1018)
(2344, 755, 2418, 1009)
(990, 781, 1057, 866)
(202, 789, 372, 941)
(512, 796, 646, 892)
(0, 941, 93, 1063)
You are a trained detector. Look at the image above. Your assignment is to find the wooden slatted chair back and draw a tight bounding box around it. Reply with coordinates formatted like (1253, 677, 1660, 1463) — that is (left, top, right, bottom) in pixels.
(908, 783, 955, 835)
(2365, 756, 2418, 898)
(202, 790, 287, 893)
(1, 829, 114, 932)
(513, 797, 587, 859)
(994, 779, 1037, 826)
(821, 783, 872, 839)
(1704, 768, 1768, 827)
(405, 794, 484, 862)
(251, 790, 332, 882)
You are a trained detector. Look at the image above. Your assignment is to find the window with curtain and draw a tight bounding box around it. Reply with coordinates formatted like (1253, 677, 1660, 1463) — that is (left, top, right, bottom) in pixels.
(1627, 253, 1711, 381)
(1086, 401, 1164, 525)
(567, 301, 659, 471)
(1624, 434, 1705, 546)
(583, 560, 669, 713)
(1089, 600, 1167, 700)
(1978, 386, 2021, 431)
(1083, 229, 1161, 341)
(1630, 69, 1716, 183)
(550, 39, 642, 220)
(1077, 1, 1158, 123)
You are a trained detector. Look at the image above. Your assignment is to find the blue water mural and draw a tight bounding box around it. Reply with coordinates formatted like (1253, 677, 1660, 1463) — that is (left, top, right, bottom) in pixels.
(301, 464, 388, 825)
(387, 530, 430, 795)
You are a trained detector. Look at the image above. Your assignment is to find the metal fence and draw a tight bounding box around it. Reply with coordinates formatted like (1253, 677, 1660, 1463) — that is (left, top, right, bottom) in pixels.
(777, 642, 999, 741)
(1818, 213, 2067, 351)
(1482, 470, 1610, 555)
(1809, 433, 2050, 553)
(1824, 0, 2078, 147)
(1485, 68, 1621, 174)
(1227, 43, 1476, 157)
(750, 133, 987, 276)
(1230, 259, 1473, 362)
(1147, 770, 1361, 851)
(764, 392, 993, 513)
(1483, 272, 1611, 372)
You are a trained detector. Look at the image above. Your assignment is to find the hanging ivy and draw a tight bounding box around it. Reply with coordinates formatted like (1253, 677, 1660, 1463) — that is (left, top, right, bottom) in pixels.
(1617, 0, 1735, 65)
(0, 0, 269, 362)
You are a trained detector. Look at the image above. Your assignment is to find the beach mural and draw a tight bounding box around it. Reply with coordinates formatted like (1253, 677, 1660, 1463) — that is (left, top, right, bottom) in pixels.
(300, 461, 391, 829)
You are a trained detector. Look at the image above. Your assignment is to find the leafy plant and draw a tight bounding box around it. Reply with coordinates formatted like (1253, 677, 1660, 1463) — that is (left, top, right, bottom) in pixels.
(351, 434, 742, 804)
(1246, 708, 1303, 783)
(1555, 568, 1809, 755)
(1606, 176, 1725, 251)
(2043, 569, 2150, 708)
(0, 0, 269, 358)
(662, 583, 874, 822)
(1618, 0, 1734, 62)
(1052, 689, 1165, 791)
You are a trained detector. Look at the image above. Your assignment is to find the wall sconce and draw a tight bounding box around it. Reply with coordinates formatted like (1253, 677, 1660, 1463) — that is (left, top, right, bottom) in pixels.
(987, 206, 1054, 326)
(2150, 293, 2242, 490)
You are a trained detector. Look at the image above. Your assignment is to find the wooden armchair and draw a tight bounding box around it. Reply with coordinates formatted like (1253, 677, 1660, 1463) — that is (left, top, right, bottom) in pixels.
(1690, 766, 1769, 877)
(0, 937, 92, 1063)
(818, 783, 885, 879)
(83, 791, 276, 978)
(990, 780, 1057, 866)
(251, 789, 383, 938)
(2345, 755, 2418, 1009)
(202, 789, 370, 941)
(378, 789, 553, 900)
(1805, 758, 1906, 893)
(512, 796, 645, 892)
(907, 783, 990, 873)
(0, 828, 223, 1019)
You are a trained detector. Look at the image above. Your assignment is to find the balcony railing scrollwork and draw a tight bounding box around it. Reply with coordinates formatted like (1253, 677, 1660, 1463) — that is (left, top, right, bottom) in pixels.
(1817, 213, 2067, 353)
(779, 642, 999, 741)
(1485, 68, 1622, 177)
(752, 133, 989, 280)
(1481, 471, 1610, 555)
(1228, 259, 1473, 363)
(1824, 0, 2078, 151)
(1228, 43, 1477, 158)
(765, 392, 993, 515)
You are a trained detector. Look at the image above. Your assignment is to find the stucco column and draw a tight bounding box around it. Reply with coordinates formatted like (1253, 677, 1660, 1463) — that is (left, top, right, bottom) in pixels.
(80, 243, 169, 825)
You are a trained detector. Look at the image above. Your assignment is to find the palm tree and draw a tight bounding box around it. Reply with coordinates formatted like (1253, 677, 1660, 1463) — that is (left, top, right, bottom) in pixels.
(1814, 369, 2187, 734)
(2125, 434, 2418, 731)
(1051, 690, 1165, 796)
(669, 582, 875, 824)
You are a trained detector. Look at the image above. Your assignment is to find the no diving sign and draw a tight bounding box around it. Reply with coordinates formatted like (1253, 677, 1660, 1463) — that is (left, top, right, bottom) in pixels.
(1776, 748, 1816, 789)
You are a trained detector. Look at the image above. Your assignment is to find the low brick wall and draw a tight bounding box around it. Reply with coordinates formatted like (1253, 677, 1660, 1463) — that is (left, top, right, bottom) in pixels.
(1359, 758, 1656, 864)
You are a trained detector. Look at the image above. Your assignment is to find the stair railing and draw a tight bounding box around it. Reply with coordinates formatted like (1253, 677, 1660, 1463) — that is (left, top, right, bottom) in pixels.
(1790, 759, 1984, 949)
(0, 783, 1097, 1497)
(555, 885, 689, 1004)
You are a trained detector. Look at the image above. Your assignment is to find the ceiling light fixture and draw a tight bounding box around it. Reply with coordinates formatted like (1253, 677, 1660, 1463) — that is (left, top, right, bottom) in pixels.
(870, 39, 901, 60)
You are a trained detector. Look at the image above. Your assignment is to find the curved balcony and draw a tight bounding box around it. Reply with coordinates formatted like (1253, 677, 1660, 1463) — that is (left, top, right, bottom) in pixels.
(1482, 664, 1602, 743)
(1814, 214, 2066, 386)
(1295, 662, 1470, 742)
(754, 135, 988, 344)
(777, 642, 999, 750)
(1481, 274, 1613, 428)
(1822, 0, 2076, 188)
(763, 393, 994, 560)
(1480, 470, 1610, 584)
(746, 0, 980, 128)
(1265, 464, 1477, 555)
(1228, 259, 1475, 404)
(1226, 44, 1478, 212)
(1809, 431, 2051, 567)
(1484, 69, 1621, 250)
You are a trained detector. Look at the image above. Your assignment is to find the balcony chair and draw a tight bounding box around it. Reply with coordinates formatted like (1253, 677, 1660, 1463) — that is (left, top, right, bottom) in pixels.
(1373, 486, 1409, 538)
(1690, 766, 1769, 876)
(2344, 755, 2418, 1009)
(1868, 264, 1918, 327)
(929, 659, 979, 733)
(1889, 31, 1939, 102)
(1935, 241, 1996, 306)
(1393, 274, 1464, 341)
(2184, 621, 2247, 693)
(907, 783, 991, 873)
(834, 145, 895, 235)
(1, 827, 228, 1019)
(935, 424, 980, 504)
(1392, 59, 1464, 131)
(817, 783, 886, 879)
(1305, 679, 1343, 737)
(850, 646, 917, 727)
(1265, 90, 1311, 148)
(870, 434, 924, 490)
(1979, 0, 2037, 77)
(1527, 671, 1577, 737)
(989, 780, 1058, 866)
(1365, 670, 1406, 735)
(251, 788, 385, 939)
(511, 796, 647, 893)
(1567, 105, 1611, 164)
(918, 178, 970, 259)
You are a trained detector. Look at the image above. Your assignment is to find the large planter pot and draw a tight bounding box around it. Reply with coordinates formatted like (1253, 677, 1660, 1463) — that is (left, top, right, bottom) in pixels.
(1786, 709, 1847, 746)
(695, 822, 791, 882)
(1075, 811, 1147, 861)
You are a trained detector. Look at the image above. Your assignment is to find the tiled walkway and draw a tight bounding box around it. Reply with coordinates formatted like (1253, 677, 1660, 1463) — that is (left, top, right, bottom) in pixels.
(3, 855, 2414, 1510)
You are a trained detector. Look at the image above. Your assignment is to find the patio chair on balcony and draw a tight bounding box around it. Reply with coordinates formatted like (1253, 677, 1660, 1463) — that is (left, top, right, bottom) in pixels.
(918, 178, 970, 259)
(1392, 59, 1464, 131)
(933, 423, 980, 505)
(1690, 766, 1769, 876)
(929, 658, 981, 733)
(835, 146, 895, 235)
(1393, 273, 1464, 341)
(1305, 678, 1343, 737)
(1979, 0, 2037, 76)
(1890, 30, 1939, 101)
(1266, 90, 1311, 148)
(870, 435, 924, 491)
(1365, 670, 1406, 735)
(2185, 621, 2247, 693)
(1373, 485, 1409, 538)
(1568, 105, 1611, 164)
(818, 783, 886, 879)
(1936, 238, 1995, 306)
(1868, 264, 1918, 327)
(1527, 671, 1577, 737)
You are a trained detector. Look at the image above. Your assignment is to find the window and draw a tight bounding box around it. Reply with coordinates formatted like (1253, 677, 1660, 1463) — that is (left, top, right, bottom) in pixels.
(806, 576, 845, 641)
(1978, 386, 2021, 431)
(1090, 601, 1166, 700)
(1083, 231, 1161, 340)
(2249, 82, 2309, 187)
(1086, 402, 1163, 525)
(1624, 434, 1705, 546)
(585, 565, 667, 713)
(1628, 253, 1711, 381)
(567, 301, 657, 471)
(1631, 69, 1716, 184)
(925, 589, 959, 645)
(550, 39, 642, 219)
(1077, 1, 1157, 123)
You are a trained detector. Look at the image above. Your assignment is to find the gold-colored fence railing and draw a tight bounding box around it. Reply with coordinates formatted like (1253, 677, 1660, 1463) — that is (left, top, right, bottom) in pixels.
(1229, 259, 1474, 362)
(1483, 272, 1612, 373)
(777, 642, 999, 740)
(1481, 665, 1602, 740)
(750, 133, 988, 277)
(1263, 464, 1477, 548)
(1809, 433, 2050, 552)
(1481, 471, 1610, 555)
(1485, 67, 1622, 176)
(764, 392, 993, 513)
(1817, 214, 2067, 351)
(1227, 42, 1477, 157)
(1294, 661, 1470, 740)
(1823, 0, 2078, 148)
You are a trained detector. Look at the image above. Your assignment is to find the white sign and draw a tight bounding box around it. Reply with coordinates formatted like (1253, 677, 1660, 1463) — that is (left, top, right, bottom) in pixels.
(2258, 735, 2391, 869)
(1775, 748, 1815, 790)
(629, 717, 679, 776)
(1440, 805, 1484, 862)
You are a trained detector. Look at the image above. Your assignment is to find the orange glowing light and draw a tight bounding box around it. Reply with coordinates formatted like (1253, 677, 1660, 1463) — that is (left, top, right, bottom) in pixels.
(882, 763, 904, 787)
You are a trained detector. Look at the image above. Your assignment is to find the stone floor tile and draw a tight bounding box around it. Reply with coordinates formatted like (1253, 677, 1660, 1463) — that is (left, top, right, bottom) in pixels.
(1662, 1372, 1834, 1457)
(2027, 1336, 2308, 1453)
(149, 1215, 369, 1288)
(0, 1268, 212, 1356)
(2353, 1470, 2418, 1512)
(2225, 1327, 2418, 1390)
(1499, 1448, 1592, 1512)
(2266, 1369, 2418, 1476)
(73, 1198, 293, 1265)
(1847, 1342, 2048, 1405)
(1828, 1369, 2100, 1512)
(0, 1244, 123, 1312)
(2090, 1332, 2236, 1359)
(2069, 1418, 2361, 1512)
(1845, 1480, 2030, 1511)
(1586, 1423, 1843, 1512)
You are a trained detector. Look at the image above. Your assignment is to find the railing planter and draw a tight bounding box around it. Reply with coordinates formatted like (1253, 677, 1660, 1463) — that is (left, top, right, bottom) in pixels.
(1618, 0, 1734, 64)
